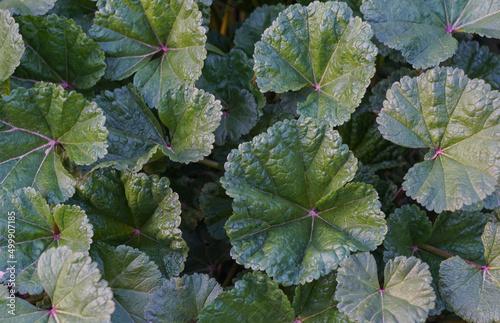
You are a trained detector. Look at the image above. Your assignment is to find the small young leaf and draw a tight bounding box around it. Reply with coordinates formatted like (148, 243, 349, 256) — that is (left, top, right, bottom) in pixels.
(90, 0, 207, 107)
(444, 40, 500, 90)
(0, 0, 56, 16)
(198, 271, 295, 323)
(440, 222, 500, 323)
(254, 1, 377, 125)
(13, 14, 105, 90)
(200, 181, 232, 240)
(233, 4, 285, 58)
(145, 273, 223, 322)
(69, 169, 188, 277)
(90, 243, 163, 323)
(292, 272, 349, 322)
(377, 67, 500, 212)
(0, 187, 93, 294)
(221, 118, 387, 285)
(0, 10, 24, 82)
(335, 253, 436, 323)
(0, 83, 108, 203)
(361, 0, 500, 68)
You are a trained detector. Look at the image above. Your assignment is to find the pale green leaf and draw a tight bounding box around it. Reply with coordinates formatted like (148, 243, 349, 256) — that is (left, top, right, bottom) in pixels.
(361, 0, 500, 68)
(0, 83, 108, 204)
(335, 253, 436, 323)
(254, 1, 377, 125)
(220, 118, 386, 285)
(0, 0, 56, 15)
(69, 169, 188, 277)
(377, 67, 500, 212)
(198, 271, 295, 323)
(90, 0, 207, 107)
(0, 10, 24, 82)
(90, 243, 163, 323)
(145, 273, 223, 322)
(0, 187, 93, 295)
(439, 222, 500, 323)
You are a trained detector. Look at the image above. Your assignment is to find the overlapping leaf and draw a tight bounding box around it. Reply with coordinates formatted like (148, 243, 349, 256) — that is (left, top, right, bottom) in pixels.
(440, 222, 500, 323)
(93, 83, 222, 168)
(233, 4, 285, 57)
(0, 83, 108, 203)
(361, 0, 500, 68)
(221, 118, 387, 285)
(0, 246, 115, 322)
(69, 169, 188, 277)
(0, 0, 56, 15)
(145, 273, 223, 322)
(90, 243, 163, 323)
(196, 49, 262, 145)
(0, 10, 24, 82)
(377, 67, 500, 212)
(90, 0, 207, 107)
(293, 272, 348, 322)
(254, 1, 377, 125)
(13, 14, 105, 90)
(200, 181, 232, 240)
(198, 271, 295, 323)
(444, 40, 500, 90)
(0, 188, 93, 295)
(47, 0, 98, 33)
(335, 253, 436, 323)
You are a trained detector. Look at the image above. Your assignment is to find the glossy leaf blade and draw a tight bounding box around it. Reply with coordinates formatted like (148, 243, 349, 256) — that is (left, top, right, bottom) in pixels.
(221, 118, 386, 285)
(254, 1, 376, 125)
(0, 83, 108, 203)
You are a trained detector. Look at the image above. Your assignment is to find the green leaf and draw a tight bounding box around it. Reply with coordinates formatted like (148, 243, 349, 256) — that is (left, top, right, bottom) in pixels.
(200, 181, 232, 240)
(233, 4, 285, 58)
(0, 285, 46, 322)
(335, 253, 436, 323)
(39, 246, 115, 322)
(90, 243, 163, 323)
(145, 273, 223, 322)
(361, 0, 500, 69)
(0, 0, 56, 15)
(90, 0, 207, 107)
(198, 271, 295, 323)
(47, 0, 97, 33)
(368, 68, 417, 113)
(93, 83, 222, 168)
(69, 168, 188, 277)
(444, 40, 500, 90)
(158, 82, 222, 163)
(377, 67, 500, 212)
(254, 1, 377, 125)
(220, 118, 387, 285)
(13, 14, 105, 90)
(196, 49, 262, 145)
(0, 188, 93, 295)
(439, 222, 500, 323)
(292, 272, 349, 322)
(0, 10, 24, 82)
(0, 83, 108, 204)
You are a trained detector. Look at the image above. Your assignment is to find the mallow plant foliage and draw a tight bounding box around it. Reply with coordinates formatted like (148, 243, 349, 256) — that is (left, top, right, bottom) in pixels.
(0, 0, 499, 322)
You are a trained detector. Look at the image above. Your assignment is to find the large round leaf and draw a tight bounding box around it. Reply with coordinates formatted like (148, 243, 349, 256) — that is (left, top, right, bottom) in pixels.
(0, 188, 93, 295)
(69, 169, 188, 277)
(0, 0, 56, 16)
(0, 10, 24, 82)
(220, 118, 387, 285)
(0, 83, 108, 203)
(335, 253, 436, 323)
(377, 67, 500, 212)
(90, 0, 207, 107)
(13, 14, 106, 90)
(440, 222, 500, 323)
(254, 1, 377, 125)
(361, 0, 500, 69)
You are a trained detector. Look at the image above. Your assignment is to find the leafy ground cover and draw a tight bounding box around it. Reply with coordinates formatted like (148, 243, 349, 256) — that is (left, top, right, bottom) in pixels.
(0, 0, 499, 322)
